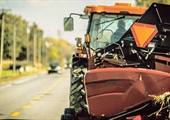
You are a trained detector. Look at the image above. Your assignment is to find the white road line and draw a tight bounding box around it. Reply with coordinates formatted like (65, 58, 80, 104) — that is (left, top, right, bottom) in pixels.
(14, 75, 38, 84)
(0, 84, 12, 89)
(0, 75, 39, 89)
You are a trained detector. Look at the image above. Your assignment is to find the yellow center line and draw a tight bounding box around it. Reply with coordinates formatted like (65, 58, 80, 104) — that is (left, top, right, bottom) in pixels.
(40, 94, 45, 97)
(11, 75, 67, 117)
(11, 112, 20, 117)
(45, 76, 66, 92)
(34, 96, 41, 100)
(22, 105, 30, 109)
(30, 100, 37, 104)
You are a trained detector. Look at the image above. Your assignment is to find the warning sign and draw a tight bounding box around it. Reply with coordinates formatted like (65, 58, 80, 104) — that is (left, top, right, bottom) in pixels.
(130, 22, 158, 48)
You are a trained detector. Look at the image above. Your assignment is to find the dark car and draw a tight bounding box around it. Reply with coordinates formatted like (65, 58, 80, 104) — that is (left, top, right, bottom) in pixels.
(47, 62, 61, 74)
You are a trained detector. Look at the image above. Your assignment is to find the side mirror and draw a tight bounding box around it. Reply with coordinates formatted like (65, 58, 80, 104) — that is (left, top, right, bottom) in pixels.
(63, 17, 74, 31)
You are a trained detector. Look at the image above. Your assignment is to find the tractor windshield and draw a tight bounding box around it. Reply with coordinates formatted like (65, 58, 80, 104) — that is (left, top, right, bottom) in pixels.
(89, 13, 140, 50)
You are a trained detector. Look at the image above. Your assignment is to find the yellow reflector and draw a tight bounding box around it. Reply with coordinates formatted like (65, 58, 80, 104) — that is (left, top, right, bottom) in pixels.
(131, 22, 158, 48)
(85, 34, 90, 43)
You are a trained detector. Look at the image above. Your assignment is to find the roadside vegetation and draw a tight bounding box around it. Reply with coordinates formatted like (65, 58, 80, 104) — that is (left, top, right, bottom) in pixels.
(0, 12, 75, 82)
(0, 69, 41, 84)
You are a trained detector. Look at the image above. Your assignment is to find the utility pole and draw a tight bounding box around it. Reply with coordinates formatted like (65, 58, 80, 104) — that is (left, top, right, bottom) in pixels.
(13, 23, 16, 74)
(0, 10, 5, 78)
(26, 22, 33, 69)
(0, 9, 11, 78)
(26, 27, 30, 67)
(38, 30, 42, 70)
(45, 40, 49, 66)
(39, 35, 42, 69)
(33, 28, 37, 69)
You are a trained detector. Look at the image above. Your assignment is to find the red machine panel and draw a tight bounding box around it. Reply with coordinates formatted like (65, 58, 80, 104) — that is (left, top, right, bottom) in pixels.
(84, 68, 170, 117)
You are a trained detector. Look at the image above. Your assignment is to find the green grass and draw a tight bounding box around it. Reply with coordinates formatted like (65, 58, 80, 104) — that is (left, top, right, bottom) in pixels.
(0, 70, 41, 84)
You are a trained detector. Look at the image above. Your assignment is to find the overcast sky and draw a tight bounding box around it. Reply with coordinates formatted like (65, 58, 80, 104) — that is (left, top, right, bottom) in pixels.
(0, 0, 135, 44)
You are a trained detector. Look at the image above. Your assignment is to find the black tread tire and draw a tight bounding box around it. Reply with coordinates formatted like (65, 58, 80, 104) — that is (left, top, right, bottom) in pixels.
(64, 108, 75, 117)
(70, 59, 88, 114)
(61, 114, 73, 120)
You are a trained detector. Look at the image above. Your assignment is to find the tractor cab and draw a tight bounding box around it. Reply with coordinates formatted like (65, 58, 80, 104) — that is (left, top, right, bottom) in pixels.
(64, 3, 147, 51)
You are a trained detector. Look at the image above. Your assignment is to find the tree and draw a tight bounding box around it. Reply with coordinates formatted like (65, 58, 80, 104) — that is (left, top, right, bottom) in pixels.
(27, 23, 44, 66)
(135, 0, 170, 7)
(1, 13, 27, 60)
(44, 37, 74, 67)
(1, 12, 74, 69)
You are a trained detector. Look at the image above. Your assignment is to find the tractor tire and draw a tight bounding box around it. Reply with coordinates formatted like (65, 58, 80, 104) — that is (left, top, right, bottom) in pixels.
(64, 108, 75, 117)
(69, 60, 88, 114)
(61, 114, 73, 120)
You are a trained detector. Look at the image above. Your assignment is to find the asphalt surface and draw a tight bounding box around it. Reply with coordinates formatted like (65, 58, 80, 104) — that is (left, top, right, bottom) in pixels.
(0, 69, 70, 120)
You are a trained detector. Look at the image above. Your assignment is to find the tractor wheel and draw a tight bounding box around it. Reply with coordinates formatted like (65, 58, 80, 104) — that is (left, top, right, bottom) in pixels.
(61, 114, 73, 120)
(64, 108, 75, 117)
(69, 61, 88, 114)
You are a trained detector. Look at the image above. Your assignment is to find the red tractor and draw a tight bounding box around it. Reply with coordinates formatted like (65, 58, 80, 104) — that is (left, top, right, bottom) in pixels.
(61, 2, 170, 120)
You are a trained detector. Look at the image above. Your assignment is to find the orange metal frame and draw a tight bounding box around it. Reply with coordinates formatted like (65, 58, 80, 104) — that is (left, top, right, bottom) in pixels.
(84, 3, 147, 15)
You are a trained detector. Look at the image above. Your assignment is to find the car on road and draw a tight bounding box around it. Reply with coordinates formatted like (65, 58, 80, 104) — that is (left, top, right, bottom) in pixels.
(47, 62, 61, 74)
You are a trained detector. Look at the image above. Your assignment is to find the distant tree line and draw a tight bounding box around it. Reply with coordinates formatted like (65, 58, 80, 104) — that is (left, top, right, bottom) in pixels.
(135, 0, 170, 7)
(0, 12, 74, 69)
(45, 37, 75, 67)
(0, 13, 28, 60)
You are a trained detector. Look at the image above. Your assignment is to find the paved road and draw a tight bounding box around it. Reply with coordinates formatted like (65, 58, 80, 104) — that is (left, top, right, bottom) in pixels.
(0, 69, 70, 120)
